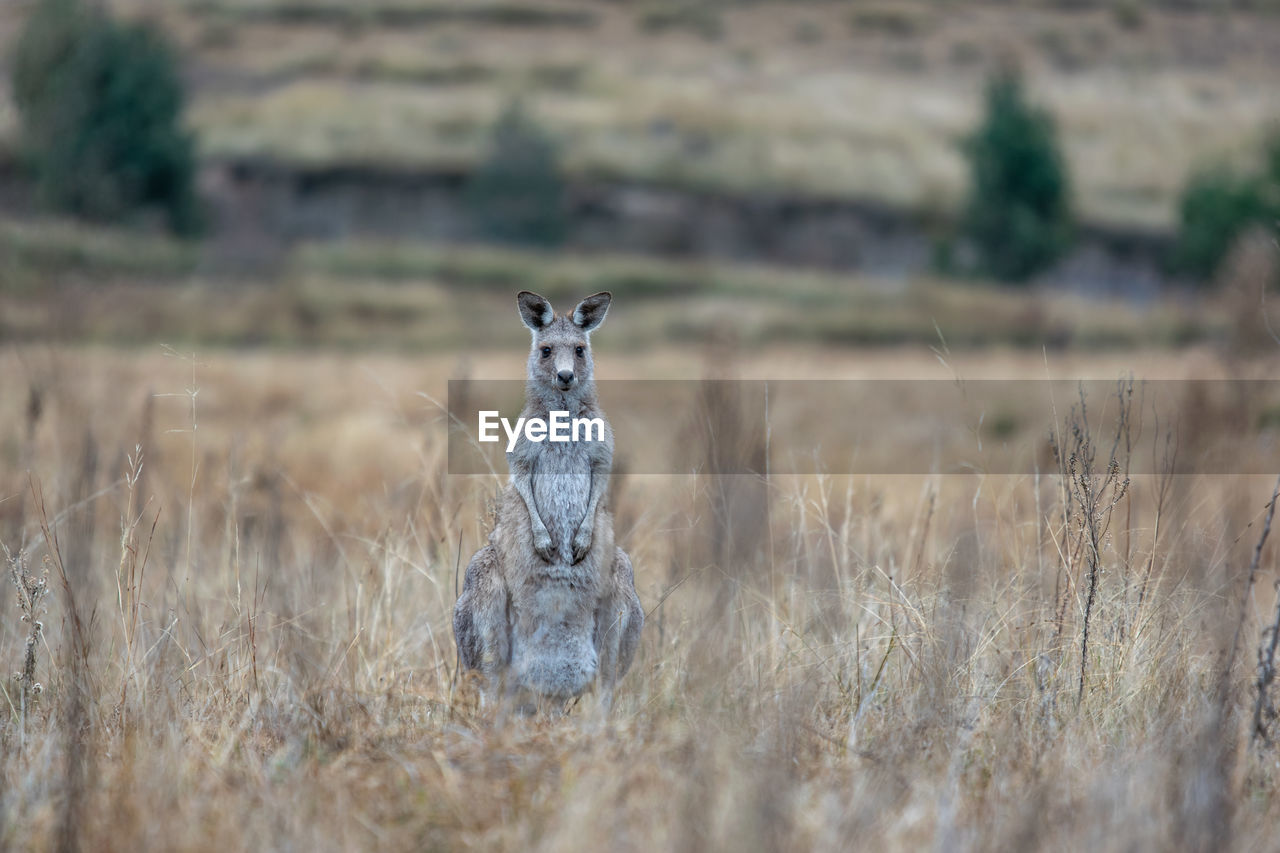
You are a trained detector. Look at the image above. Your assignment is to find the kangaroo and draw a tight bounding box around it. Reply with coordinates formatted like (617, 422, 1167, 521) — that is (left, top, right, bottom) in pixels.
(453, 291, 643, 711)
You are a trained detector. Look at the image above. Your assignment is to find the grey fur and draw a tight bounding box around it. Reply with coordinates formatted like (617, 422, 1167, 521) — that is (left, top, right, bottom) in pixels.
(453, 291, 643, 710)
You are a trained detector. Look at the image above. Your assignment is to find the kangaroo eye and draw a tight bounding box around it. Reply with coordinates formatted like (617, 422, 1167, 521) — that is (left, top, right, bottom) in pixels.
(541, 347, 551, 358)
(575, 346, 584, 358)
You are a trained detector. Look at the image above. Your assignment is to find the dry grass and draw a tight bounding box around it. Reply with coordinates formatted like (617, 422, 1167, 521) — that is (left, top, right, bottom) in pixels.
(1, 341, 1279, 850)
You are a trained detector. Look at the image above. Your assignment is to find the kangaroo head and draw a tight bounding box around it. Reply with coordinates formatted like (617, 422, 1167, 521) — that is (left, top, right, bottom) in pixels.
(518, 291, 611, 393)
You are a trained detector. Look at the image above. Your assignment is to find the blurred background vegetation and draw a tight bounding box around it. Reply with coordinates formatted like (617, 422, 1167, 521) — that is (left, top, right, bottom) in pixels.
(0, 0, 1278, 350)
(12, 0, 200, 234)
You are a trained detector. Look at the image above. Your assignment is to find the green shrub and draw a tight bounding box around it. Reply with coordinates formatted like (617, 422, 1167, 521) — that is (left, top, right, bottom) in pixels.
(960, 70, 1073, 284)
(466, 100, 568, 248)
(1111, 0, 1146, 30)
(638, 3, 725, 40)
(849, 6, 924, 38)
(1171, 172, 1266, 281)
(11, 0, 200, 235)
(1171, 135, 1280, 284)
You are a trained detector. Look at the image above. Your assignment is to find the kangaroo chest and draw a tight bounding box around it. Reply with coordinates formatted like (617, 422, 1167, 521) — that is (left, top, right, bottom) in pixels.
(531, 440, 593, 560)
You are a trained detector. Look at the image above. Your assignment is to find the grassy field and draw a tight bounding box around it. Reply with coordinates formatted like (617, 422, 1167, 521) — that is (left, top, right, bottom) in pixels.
(1, 338, 1280, 850)
(2, 0, 1279, 229)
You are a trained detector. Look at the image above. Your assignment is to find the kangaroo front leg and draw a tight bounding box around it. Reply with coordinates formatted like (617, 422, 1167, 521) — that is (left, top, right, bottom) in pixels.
(512, 464, 555, 562)
(572, 462, 609, 564)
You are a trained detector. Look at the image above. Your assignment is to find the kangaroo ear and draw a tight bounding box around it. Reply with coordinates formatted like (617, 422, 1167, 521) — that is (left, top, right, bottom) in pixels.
(517, 291, 554, 331)
(572, 292, 611, 332)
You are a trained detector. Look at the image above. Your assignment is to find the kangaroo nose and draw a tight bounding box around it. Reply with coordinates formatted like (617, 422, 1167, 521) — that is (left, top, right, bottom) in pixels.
(557, 370, 575, 385)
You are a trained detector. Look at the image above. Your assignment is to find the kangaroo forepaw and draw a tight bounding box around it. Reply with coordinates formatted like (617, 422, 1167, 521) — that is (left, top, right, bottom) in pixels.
(571, 528, 593, 564)
(533, 529, 555, 562)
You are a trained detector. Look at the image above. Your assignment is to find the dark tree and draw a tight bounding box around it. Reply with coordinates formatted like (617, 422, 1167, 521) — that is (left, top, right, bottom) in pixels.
(961, 70, 1072, 284)
(12, 0, 200, 234)
(466, 100, 567, 247)
(1171, 134, 1280, 284)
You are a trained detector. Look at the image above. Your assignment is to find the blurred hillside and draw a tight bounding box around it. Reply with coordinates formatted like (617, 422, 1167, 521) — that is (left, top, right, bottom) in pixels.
(0, 215, 1256, 350)
(1, 0, 1279, 341)
(0, 0, 1273, 224)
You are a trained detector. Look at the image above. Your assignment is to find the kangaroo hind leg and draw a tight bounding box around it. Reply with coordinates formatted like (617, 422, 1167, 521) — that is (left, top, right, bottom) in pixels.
(453, 543, 510, 702)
